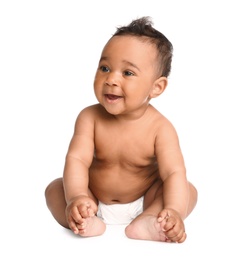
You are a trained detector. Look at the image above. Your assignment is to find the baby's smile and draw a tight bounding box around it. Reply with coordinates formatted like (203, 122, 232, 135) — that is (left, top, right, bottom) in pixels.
(105, 94, 123, 102)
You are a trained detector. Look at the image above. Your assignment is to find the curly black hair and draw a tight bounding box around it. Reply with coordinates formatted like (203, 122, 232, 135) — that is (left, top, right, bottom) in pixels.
(112, 16, 173, 77)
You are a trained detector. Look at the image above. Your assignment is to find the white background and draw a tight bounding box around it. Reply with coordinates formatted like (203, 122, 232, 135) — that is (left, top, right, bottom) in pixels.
(0, 0, 240, 259)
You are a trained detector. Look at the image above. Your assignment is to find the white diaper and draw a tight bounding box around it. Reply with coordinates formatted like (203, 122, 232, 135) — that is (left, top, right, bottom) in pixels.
(97, 197, 144, 225)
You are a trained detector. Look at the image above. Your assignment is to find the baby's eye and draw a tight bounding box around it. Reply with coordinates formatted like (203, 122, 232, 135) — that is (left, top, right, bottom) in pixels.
(123, 70, 134, 76)
(100, 66, 110, 72)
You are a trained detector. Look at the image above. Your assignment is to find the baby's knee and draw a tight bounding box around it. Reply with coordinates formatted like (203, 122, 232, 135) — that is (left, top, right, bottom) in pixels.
(45, 178, 63, 204)
(189, 182, 198, 202)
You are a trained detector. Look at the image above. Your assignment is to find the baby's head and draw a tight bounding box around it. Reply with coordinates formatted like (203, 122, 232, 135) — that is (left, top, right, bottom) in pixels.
(94, 17, 173, 117)
(112, 16, 173, 78)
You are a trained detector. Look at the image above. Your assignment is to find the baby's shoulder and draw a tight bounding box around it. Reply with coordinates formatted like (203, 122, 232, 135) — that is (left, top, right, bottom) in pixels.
(73, 104, 105, 131)
(148, 106, 177, 135)
(148, 105, 172, 125)
(76, 104, 109, 121)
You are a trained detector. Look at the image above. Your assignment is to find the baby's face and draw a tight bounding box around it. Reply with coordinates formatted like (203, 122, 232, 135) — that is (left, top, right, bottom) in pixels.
(94, 35, 159, 118)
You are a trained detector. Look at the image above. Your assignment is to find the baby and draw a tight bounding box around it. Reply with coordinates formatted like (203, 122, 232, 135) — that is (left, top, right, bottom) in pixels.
(45, 16, 198, 243)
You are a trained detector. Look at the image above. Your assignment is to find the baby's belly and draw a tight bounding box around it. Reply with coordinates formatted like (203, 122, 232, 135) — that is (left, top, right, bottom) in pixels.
(89, 166, 158, 204)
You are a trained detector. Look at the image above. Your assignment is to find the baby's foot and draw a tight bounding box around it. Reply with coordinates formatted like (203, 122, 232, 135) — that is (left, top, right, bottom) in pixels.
(76, 216, 106, 237)
(125, 215, 170, 242)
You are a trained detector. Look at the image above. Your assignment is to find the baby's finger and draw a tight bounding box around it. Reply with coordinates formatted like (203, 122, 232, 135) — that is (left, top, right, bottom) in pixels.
(76, 219, 87, 235)
(77, 203, 90, 218)
(177, 231, 187, 243)
(71, 206, 83, 223)
(157, 209, 169, 222)
(165, 225, 185, 243)
(87, 207, 95, 217)
(163, 216, 176, 231)
(67, 216, 79, 234)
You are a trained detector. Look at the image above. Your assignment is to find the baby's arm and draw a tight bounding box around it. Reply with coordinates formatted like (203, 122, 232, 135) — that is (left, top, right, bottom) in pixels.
(63, 108, 96, 234)
(155, 118, 189, 242)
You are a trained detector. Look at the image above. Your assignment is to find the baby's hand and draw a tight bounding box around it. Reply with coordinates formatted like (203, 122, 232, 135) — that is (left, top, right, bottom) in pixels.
(158, 208, 186, 243)
(65, 196, 97, 234)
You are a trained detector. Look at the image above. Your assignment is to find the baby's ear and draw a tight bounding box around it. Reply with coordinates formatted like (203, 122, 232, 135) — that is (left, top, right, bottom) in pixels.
(149, 77, 168, 98)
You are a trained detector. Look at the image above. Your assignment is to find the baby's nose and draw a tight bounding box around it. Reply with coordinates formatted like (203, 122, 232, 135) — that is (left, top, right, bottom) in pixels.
(105, 73, 119, 86)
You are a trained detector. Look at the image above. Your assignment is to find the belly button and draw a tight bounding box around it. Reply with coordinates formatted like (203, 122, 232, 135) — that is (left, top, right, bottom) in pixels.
(112, 199, 120, 202)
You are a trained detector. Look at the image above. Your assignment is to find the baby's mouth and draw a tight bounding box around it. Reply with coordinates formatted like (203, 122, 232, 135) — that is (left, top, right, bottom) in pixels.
(105, 94, 122, 100)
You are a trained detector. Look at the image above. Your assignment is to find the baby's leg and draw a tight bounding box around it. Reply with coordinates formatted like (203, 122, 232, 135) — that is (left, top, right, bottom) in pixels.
(45, 178, 106, 237)
(125, 180, 197, 242)
(45, 178, 71, 229)
(125, 180, 168, 241)
(125, 195, 170, 242)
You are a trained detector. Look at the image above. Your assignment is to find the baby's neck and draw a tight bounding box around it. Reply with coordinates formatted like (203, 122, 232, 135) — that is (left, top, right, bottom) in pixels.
(113, 104, 152, 122)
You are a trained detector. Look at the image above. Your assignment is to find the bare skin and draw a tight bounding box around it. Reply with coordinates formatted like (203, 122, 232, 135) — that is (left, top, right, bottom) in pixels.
(45, 35, 198, 243)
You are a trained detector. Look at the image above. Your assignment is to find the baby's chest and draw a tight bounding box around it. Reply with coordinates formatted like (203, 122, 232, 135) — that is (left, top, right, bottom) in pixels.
(94, 131, 155, 164)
